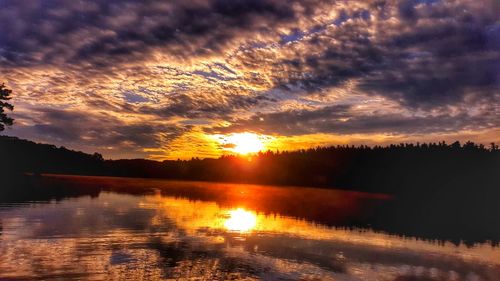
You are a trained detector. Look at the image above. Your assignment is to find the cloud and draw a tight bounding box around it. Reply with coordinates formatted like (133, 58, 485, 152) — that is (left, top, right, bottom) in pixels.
(210, 104, 499, 136)
(139, 92, 275, 119)
(231, 0, 499, 108)
(0, 0, 308, 67)
(11, 108, 189, 158)
(1, 0, 499, 158)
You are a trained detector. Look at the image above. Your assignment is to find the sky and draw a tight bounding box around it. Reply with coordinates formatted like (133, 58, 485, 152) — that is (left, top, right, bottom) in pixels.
(0, 0, 499, 159)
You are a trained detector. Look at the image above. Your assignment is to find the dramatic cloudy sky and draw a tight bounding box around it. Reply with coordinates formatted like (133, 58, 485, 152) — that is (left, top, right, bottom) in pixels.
(1, 0, 499, 159)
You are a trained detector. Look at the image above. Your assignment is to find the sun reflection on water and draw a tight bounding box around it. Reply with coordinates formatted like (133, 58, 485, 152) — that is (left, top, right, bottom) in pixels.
(224, 208, 257, 232)
(1, 187, 500, 281)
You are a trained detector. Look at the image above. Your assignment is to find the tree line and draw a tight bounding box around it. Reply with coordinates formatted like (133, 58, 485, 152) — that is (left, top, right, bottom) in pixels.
(2, 136, 499, 245)
(2, 135, 499, 195)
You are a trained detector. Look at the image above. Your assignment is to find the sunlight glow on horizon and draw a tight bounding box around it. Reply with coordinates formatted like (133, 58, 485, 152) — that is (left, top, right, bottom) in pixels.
(143, 129, 500, 161)
(219, 132, 269, 155)
(1, 0, 497, 160)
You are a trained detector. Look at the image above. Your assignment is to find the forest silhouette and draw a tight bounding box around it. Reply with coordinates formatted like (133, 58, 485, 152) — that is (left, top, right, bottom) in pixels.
(2, 135, 499, 195)
(2, 135, 500, 245)
(0, 136, 500, 245)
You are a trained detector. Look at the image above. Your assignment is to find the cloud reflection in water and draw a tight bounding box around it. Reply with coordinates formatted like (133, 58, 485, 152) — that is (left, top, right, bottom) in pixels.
(0, 180, 499, 280)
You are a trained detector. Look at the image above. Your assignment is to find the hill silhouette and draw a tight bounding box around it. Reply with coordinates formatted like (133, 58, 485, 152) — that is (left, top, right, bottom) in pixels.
(1, 136, 104, 177)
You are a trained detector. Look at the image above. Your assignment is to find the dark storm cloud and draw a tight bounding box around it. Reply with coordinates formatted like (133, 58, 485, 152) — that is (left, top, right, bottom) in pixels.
(210, 104, 499, 136)
(0, 0, 302, 67)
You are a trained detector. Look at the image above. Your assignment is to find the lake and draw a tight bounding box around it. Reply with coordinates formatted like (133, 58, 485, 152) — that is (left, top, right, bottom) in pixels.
(1, 175, 499, 280)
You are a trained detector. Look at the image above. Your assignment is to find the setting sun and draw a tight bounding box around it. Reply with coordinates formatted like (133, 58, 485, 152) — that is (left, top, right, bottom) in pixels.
(226, 133, 265, 155)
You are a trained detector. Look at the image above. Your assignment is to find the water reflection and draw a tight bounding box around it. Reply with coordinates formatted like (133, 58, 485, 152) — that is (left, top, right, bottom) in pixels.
(1, 175, 500, 280)
(224, 208, 257, 232)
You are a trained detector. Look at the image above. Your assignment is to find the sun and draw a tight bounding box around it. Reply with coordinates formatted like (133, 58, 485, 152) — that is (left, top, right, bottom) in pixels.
(226, 133, 265, 155)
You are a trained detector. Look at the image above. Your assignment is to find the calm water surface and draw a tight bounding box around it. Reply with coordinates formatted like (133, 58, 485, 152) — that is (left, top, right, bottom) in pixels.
(0, 175, 499, 280)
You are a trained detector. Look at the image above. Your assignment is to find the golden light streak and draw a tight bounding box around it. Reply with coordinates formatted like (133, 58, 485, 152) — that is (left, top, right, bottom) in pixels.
(224, 208, 257, 232)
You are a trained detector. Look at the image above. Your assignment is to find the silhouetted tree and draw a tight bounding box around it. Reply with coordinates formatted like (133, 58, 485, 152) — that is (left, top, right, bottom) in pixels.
(0, 136, 105, 177)
(2, 134, 499, 197)
(2, 136, 499, 245)
(0, 83, 14, 132)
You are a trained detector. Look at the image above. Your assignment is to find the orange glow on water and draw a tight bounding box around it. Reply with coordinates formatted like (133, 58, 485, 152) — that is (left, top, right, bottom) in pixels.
(224, 208, 257, 232)
(2, 176, 500, 281)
